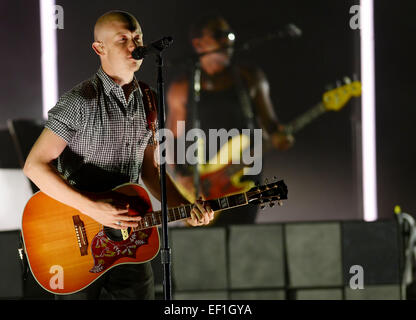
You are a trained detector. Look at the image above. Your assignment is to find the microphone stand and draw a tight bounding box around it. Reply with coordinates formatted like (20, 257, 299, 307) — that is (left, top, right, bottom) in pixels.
(166, 23, 302, 68)
(155, 52, 172, 300)
(191, 60, 202, 200)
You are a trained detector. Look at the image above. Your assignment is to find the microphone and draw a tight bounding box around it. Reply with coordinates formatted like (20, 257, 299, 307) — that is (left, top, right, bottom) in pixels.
(132, 36, 173, 60)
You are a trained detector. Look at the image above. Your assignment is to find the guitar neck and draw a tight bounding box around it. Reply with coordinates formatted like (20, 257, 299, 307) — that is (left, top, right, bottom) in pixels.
(284, 102, 326, 135)
(134, 192, 249, 230)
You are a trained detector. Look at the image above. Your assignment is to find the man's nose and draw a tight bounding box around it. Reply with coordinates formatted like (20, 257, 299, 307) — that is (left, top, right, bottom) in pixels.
(128, 39, 139, 51)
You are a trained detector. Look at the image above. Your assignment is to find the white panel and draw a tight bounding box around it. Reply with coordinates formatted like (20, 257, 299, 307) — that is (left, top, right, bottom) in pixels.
(0, 169, 33, 231)
(40, 0, 58, 118)
(360, 0, 378, 221)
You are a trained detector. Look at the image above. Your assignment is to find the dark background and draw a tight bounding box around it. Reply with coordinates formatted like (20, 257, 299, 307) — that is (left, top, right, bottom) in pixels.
(0, 0, 414, 223)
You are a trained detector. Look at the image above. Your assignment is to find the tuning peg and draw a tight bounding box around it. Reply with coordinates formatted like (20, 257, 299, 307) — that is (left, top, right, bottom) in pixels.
(343, 76, 351, 84)
(264, 178, 269, 185)
(273, 176, 278, 181)
(258, 197, 266, 210)
(336, 80, 342, 87)
(269, 202, 275, 208)
(278, 200, 284, 206)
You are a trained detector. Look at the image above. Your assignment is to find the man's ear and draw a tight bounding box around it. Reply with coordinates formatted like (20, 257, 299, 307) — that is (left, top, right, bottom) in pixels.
(92, 41, 105, 56)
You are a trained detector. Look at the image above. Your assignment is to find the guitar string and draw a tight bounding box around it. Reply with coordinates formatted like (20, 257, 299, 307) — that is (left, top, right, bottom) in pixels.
(52, 192, 284, 251)
(77, 200, 281, 234)
(72, 188, 281, 228)
(63, 187, 284, 237)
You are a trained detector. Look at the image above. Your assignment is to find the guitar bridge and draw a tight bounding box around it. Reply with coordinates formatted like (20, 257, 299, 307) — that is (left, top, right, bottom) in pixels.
(73, 215, 88, 256)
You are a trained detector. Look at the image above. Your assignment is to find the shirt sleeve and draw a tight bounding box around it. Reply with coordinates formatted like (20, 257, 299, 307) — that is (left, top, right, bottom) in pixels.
(44, 90, 85, 143)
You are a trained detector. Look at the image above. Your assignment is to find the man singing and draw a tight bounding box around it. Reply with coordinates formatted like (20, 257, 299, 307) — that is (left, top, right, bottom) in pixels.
(23, 10, 213, 299)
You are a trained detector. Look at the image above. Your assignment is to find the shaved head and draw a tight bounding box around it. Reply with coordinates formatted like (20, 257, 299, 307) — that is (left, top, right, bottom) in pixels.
(94, 10, 141, 42)
(91, 11, 144, 82)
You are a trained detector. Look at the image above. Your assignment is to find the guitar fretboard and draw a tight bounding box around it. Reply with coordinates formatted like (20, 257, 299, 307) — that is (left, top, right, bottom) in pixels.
(133, 192, 248, 231)
(284, 102, 326, 135)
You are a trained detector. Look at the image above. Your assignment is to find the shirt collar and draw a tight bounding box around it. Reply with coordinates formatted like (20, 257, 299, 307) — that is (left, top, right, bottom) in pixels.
(97, 66, 141, 98)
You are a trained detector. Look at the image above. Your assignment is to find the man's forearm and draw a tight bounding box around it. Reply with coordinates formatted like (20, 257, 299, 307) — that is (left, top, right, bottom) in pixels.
(142, 169, 191, 207)
(23, 161, 92, 211)
(165, 173, 193, 206)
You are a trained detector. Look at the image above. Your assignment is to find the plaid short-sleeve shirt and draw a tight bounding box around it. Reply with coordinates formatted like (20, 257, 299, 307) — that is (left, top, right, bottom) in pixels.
(45, 67, 156, 192)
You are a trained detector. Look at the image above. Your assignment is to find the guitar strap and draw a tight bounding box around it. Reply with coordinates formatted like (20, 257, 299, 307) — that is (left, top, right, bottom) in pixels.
(138, 80, 165, 183)
(138, 81, 158, 146)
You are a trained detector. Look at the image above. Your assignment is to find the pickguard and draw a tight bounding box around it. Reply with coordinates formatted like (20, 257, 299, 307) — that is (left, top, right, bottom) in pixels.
(89, 228, 153, 273)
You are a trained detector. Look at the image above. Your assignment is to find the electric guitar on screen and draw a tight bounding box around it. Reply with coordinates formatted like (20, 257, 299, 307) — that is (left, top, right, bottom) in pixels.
(21, 179, 287, 294)
(193, 78, 362, 200)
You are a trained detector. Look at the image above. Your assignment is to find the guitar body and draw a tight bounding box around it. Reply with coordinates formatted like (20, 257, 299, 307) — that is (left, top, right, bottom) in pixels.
(21, 183, 160, 295)
(200, 133, 255, 200)
(21, 179, 288, 294)
(200, 165, 255, 200)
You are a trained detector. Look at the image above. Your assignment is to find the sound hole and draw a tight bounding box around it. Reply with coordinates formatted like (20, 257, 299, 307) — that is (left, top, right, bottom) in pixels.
(103, 227, 130, 242)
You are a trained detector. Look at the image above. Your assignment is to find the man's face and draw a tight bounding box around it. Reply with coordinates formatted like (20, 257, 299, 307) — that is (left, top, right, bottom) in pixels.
(98, 20, 143, 73)
(193, 26, 235, 73)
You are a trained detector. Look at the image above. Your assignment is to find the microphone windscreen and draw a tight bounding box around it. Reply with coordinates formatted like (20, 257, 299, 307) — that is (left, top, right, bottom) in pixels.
(132, 46, 147, 60)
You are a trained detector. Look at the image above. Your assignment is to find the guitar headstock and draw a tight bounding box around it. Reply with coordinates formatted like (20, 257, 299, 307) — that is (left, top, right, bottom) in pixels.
(322, 77, 362, 111)
(247, 178, 288, 210)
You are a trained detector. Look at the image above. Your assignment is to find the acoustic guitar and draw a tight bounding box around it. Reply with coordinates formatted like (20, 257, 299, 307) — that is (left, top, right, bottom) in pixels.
(21, 179, 287, 294)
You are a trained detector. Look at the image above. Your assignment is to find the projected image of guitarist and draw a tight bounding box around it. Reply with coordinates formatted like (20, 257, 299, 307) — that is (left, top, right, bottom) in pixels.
(22, 10, 214, 299)
(166, 15, 362, 227)
(167, 15, 294, 226)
